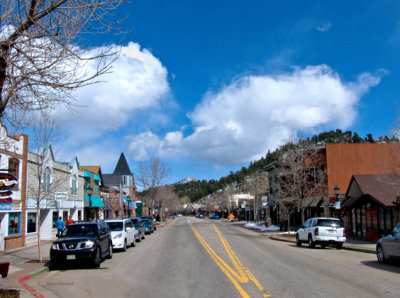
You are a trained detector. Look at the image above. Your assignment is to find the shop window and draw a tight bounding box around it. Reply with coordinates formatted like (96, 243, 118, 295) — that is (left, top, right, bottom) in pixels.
(78, 210, 82, 221)
(8, 212, 20, 235)
(52, 211, 58, 228)
(8, 158, 19, 181)
(27, 212, 37, 233)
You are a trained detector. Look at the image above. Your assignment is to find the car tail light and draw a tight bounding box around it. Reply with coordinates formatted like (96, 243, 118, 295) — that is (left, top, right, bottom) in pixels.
(343, 228, 346, 236)
(314, 227, 319, 235)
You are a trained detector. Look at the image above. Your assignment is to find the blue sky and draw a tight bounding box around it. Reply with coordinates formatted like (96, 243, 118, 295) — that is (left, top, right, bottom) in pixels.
(51, 1, 400, 186)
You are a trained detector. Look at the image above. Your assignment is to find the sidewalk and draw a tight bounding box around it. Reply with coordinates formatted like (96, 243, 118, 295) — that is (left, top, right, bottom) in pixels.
(0, 241, 52, 296)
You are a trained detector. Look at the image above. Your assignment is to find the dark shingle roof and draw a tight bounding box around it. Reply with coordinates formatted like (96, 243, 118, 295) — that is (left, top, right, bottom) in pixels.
(113, 153, 132, 175)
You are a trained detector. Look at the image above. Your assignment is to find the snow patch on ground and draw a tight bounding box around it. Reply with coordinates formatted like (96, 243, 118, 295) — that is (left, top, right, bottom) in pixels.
(243, 222, 280, 231)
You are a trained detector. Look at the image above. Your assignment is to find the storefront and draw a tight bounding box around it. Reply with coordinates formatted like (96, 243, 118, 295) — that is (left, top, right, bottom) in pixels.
(343, 174, 400, 241)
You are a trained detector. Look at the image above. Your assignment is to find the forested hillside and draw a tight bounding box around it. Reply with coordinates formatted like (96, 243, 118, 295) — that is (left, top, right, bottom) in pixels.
(173, 129, 398, 202)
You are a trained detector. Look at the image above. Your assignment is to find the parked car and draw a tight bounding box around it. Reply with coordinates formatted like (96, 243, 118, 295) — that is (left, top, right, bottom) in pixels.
(129, 217, 145, 242)
(141, 215, 157, 230)
(376, 222, 400, 263)
(208, 213, 215, 219)
(105, 219, 136, 251)
(50, 221, 112, 268)
(141, 218, 155, 234)
(199, 214, 205, 219)
(296, 217, 346, 249)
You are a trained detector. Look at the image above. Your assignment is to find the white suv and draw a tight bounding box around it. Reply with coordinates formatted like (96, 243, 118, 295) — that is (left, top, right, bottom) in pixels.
(105, 219, 136, 251)
(296, 217, 346, 249)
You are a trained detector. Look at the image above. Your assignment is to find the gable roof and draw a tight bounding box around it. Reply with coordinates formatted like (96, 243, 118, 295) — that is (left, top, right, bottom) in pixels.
(344, 174, 400, 208)
(113, 153, 132, 175)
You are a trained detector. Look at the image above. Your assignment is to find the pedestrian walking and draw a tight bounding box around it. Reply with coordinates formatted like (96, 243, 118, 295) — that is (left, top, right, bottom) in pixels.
(56, 216, 64, 237)
(66, 216, 74, 226)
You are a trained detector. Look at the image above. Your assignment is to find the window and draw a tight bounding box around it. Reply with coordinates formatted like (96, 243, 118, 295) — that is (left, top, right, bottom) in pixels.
(94, 180, 99, 193)
(52, 211, 59, 228)
(8, 158, 19, 180)
(27, 212, 37, 233)
(84, 178, 91, 190)
(8, 212, 20, 235)
(43, 168, 51, 192)
(71, 176, 77, 195)
(78, 210, 82, 221)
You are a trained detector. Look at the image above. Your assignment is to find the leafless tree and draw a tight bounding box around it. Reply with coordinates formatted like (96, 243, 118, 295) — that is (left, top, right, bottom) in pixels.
(155, 185, 179, 219)
(0, 0, 127, 125)
(26, 110, 66, 262)
(136, 156, 170, 215)
(277, 141, 327, 230)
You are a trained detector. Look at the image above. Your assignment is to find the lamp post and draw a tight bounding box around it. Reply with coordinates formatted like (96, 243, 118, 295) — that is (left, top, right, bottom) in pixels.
(127, 196, 131, 217)
(87, 185, 93, 221)
(334, 185, 340, 218)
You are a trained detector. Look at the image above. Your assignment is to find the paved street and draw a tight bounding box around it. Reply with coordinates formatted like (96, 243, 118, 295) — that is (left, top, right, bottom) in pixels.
(20, 217, 400, 298)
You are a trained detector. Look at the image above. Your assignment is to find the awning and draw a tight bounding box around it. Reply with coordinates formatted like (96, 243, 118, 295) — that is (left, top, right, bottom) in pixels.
(94, 174, 101, 181)
(83, 170, 92, 178)
(310, 197, 322, 208)
(84, 195, 104, 207)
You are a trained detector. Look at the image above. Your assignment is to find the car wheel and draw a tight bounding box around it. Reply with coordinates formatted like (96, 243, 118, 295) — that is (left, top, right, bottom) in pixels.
(336, 243, 343, 250)
(320, 243, 327, 249)
(122, 239, 127, 252)
(93, 247, 101, 267)
(377, 245, 386, 263)
(308, 235, 315, 248)
(142, 234, 145, 240)
(296, 235, 301, 247)
(106, 243, 113, 259)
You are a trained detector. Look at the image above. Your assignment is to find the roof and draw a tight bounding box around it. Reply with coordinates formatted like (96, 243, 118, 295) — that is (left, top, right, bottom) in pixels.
(343, 174, 400, 208)
(113, 153, 132, 175)
(325, 143, 400, 196)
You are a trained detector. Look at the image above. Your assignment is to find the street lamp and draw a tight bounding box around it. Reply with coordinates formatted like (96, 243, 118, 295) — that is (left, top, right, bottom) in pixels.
(87, 185, 93, 221)
(334, 185, 340, 218)
(127, 196, 131, 217)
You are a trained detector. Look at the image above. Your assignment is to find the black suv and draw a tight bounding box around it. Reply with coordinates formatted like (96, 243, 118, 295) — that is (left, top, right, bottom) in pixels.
(50, 221, 113, 268)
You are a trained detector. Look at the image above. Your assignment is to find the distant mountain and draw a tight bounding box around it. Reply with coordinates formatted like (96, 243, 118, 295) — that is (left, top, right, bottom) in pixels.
(175, 176, 197, 184)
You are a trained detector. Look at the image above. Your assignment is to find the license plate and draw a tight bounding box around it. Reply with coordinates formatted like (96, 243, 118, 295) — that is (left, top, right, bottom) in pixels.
(67, 255, 76, 260)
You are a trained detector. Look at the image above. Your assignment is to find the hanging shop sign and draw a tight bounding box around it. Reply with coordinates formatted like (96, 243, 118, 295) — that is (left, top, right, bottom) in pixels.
(0, 173, 18, 210)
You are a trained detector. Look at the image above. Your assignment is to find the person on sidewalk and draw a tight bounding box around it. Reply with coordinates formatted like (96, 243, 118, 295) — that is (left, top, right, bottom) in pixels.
(56, 217, 64, 237)
(66, 216, 74, 226)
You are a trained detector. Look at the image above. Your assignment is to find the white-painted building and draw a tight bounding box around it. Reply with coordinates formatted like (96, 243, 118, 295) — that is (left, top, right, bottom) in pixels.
(0, 123, 28, 251)
(25, 145, 84, 244)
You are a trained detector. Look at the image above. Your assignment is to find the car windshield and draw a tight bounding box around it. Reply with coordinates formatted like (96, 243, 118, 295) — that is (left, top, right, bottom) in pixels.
(130, 218, 138, 224)
(317, 219, 343, 227)
(107, 222, 123, 231)
(142, 220, 151, 226)
(63, 224, 98, 237)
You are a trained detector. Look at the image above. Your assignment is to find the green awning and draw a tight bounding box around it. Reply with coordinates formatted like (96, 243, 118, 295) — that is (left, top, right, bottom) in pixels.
(94, 174, 101, 181)
(84, 195, 104, 207)
(84, 170, 92, 178)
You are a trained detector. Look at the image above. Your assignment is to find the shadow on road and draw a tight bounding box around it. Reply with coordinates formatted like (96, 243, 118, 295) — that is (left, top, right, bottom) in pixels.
(361, 260, 400, 273)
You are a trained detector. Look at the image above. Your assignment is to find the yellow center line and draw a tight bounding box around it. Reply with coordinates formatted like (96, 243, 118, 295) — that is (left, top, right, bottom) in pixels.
(190, 224, 271, 298)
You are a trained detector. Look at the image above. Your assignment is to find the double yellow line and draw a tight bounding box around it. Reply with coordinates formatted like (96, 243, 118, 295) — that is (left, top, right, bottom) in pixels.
(190, 224, 271, 298)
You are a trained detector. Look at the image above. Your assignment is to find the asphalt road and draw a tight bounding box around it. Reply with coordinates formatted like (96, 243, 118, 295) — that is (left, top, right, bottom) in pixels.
(28, 217, 400, 298)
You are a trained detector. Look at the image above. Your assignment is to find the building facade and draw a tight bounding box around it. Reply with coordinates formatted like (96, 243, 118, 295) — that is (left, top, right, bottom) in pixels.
(0, 123, 28, 251)
(26, 146, 84, 243)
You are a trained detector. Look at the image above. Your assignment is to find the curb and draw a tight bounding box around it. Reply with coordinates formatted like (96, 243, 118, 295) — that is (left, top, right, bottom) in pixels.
(269, 235, 376, 254)
(17, 266, 48, 298)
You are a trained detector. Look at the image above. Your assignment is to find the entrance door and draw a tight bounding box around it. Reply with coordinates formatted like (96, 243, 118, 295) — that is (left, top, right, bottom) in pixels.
(0, 214, 5, 250)
(366, 210, 379, 241)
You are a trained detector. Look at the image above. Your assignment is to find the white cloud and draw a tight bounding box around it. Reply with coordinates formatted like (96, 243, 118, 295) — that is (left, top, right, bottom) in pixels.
(126, 132, 161, 161)
(55, 42, 170, 138)
(128, 65, 382, 167)
(317, 23, 332, 32)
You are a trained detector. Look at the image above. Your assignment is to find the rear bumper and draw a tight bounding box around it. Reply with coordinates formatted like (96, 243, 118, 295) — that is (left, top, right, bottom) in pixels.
(315, 236, 346, 243)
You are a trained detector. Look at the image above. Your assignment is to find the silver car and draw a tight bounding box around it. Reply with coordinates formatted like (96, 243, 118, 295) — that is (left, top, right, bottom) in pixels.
(376, 223, 400, 263)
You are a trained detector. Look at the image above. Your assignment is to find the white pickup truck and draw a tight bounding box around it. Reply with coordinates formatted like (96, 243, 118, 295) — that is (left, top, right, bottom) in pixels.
(296, 217, 346, 249)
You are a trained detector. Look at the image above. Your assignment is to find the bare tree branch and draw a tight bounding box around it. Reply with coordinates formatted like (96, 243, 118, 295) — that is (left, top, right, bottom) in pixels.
(0, 0, 127, 123)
